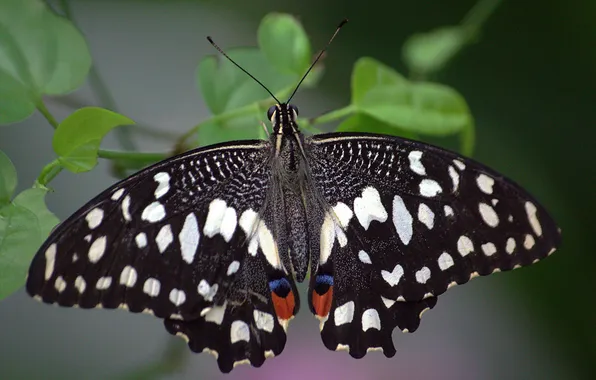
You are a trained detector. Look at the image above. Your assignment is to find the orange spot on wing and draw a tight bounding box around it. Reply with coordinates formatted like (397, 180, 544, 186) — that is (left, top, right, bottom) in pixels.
(312, 286, 333, 317)
(271, 290, 295, 320)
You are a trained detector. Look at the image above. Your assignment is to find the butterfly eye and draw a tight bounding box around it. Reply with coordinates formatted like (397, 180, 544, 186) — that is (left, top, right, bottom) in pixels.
(289, 104, 299, 117)
(267, 105, 277, 120)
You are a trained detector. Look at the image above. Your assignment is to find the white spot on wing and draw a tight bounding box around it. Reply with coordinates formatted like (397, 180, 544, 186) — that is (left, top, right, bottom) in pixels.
(361, 308, 381, 331)
(141, 201, 166, 223)
(417, 203, 435, 229)
(448, 165, 459, 192)
(381, 264, 404, 286)
(258, 220, 280, 269)
(204, 303, 226, 325)
(481, 242, 497, 256)
(419, 179, 442, 197)
(479, 202, 499, 227)
(197, 279, 218, 301)
(415, 267, 431, 284)
(353, 187, 388, 230)
(85, 208, 104, 229)
(444, 205, 454, 217)
(319, 213, 335, 265)
(88, 236, 107, 263)
(74, 276, 86, 293)
(334, 301, 355, 326)
(119, 265, 138, 287)
(358, 250, 372, 264)
(524, 234, 536, 249)
(381, 296, 396, 308)
(135, 232, 147, 248)
(54, 276, 66, 293)
(203, 199, 227, 237)
(253, 310, 275, 333)
(179, 213, 200, 264)
(156, 224, 174, 253)
(525, 201, 543, 237)
(227, 260, 240, 276)
(438, 252, 454, 270)
(153, 172, 170, 199)
(239, 209, 259, 256)
(121, 195, 132, 221)
(230, 320, 250, 343)
(44, 243, 56, 280)
(332, 202, 353, 228)
(457, 235, 474, 256)
(169, 288, 186, 306)
(111, 188, 124, 201)
(220, 207, 238, 242)
(143, 278, 161, 297)
(506, 237, 516, 254)
(476, 174, 494, 194)
(453, 159, 466, 170)
(96, 276, 112, 290)
(392, 195, 413, 245)
(408, 151, 426, 175)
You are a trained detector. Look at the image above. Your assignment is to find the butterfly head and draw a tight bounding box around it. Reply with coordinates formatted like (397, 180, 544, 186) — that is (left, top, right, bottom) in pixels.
(268, 103, 299, 135)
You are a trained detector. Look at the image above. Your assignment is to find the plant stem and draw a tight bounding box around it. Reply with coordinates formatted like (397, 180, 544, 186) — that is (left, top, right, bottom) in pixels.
(36, 101, 59, 129)
(37, 159, 63, 187)
(98, 149, 168, 163)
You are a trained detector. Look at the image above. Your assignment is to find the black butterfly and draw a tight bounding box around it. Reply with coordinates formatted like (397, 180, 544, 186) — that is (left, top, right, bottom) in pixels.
(26, 21, 560, 373)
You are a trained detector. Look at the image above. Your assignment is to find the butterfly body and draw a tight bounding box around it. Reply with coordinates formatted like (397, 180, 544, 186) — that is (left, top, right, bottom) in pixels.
(26, 103, 560, 372)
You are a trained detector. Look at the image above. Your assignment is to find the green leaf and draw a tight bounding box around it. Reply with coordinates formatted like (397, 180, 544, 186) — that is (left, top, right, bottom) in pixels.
(0, 150, 17, 205)
(258, 13, 311, 75)
(13, 188, 59, 238)
(53, 107, 135, 173)
(337, 113, 418, 140)
(402, 26, 470, 76)
(355, 81, 472, 136)
(198, 112, 264, 146)
(197, 48, 300, 115)
(351, 57, 407, 104)
(0, 187, 58, 300)
(0, 0, 91, 124)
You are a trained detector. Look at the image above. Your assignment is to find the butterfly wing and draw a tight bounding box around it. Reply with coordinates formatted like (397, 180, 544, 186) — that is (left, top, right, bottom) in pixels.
(305, 132, 560, 357)
(26, 140, 296, 371)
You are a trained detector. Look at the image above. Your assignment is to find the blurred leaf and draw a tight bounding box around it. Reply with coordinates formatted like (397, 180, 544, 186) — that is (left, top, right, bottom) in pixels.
(337, 113, 418, 140)
(198, 112, 263, 146)
(0, 150, 17, 205)
(0, 0, 91, 124)
(355, 81, 472, 136)
(258, 13, 311, 75)
(351, 57, 407, 104)
(13, 188, 59, 239)
(53, 107, 135, 173)
(197, 49, 299, 115)
(0, 187, 58, 300)
(402, 26, 470, 76)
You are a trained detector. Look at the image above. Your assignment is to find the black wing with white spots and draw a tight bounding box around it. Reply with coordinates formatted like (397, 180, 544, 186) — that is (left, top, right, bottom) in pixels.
(305, 132, 560, 358)
(26, 140, 298, 371)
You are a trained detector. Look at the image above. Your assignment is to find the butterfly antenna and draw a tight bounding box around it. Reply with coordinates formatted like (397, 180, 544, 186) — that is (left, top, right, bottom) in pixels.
(286, 18, 348, 104)
(207, 36, 281, 104)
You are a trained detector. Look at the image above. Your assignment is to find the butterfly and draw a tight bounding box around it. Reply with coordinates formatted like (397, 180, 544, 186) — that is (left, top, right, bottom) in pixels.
(26, 20, 560, 373)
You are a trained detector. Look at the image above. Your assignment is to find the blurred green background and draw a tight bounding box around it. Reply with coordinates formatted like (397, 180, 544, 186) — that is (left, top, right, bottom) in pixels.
(0, 0, 594, 379)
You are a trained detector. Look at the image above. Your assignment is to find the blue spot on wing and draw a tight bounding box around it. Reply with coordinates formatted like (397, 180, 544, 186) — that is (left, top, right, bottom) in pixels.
(315, 274, 334, 286)
(269, 278, 291, 292)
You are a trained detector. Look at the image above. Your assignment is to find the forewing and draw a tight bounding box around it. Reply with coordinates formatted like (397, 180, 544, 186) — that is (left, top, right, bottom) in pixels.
(306, 132, 560, 357)
(27, 141, 270, 319)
